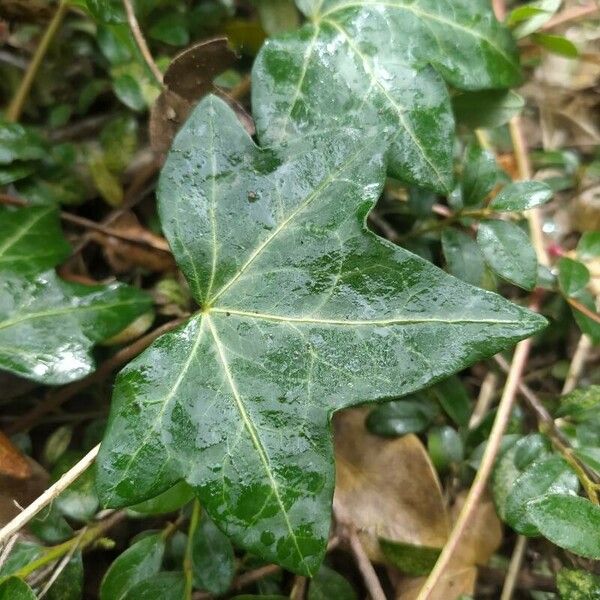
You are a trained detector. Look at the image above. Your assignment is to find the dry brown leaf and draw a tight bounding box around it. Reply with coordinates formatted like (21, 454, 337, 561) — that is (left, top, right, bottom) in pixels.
(333, 408, 450, 562)
(0, 431, 30, 479)
(394, 566, 477, 600)
(149, 38, 237, 154)
(92, 211, 176, 273)
(0, 458, 47, 528)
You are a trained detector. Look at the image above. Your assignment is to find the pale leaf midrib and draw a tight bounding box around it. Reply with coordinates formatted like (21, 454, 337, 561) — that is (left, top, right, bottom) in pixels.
(0, 206, 54, 259)
(206, 315, 310, 574)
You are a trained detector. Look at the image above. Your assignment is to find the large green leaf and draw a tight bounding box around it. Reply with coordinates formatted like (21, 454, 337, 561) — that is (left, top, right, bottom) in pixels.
(0, 270, 151, 384)
(0, 205, 70, 275)
(0, 578, 36, 600)
(252, 0, 520, 192)
(97, 97, 545, 576)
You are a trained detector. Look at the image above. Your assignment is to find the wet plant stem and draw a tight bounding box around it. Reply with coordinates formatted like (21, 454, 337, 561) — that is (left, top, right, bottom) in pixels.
(6, 0, 69, 122)
(184, 500, 201, 599)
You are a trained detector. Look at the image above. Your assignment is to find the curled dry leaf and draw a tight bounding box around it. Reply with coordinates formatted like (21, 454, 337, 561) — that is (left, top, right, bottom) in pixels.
(0, 431, 30, 480)
(149, 38, 237, 154)
(91, 211, 175, 274)
(334, 408, 503, 600)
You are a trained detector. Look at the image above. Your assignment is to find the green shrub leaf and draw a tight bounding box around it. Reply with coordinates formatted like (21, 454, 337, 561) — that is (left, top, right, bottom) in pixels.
(97, 96, 545, 576)
(0, 578, 36, 600)
(253, 0, 520, 192)
(490, 181, 553, 212)
(308, 565, 356, 600)
(556, 568, 600, 600)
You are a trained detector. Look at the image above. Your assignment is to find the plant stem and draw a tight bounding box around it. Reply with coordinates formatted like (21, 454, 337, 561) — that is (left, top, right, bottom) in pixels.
(0, 445, 100, 545)
(122, 0, 163, 86)
(417, 338, 533, 600)
(500, 536, 527, 600)
(184, 500, 201, 599)
(6, 0, 69, 122)
(543, 3, 599, 29)
(562, 334, 592, 395)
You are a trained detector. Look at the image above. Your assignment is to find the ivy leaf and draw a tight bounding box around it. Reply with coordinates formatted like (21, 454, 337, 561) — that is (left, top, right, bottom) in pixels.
(556, 568, 600, 600)
(0, 270, 151, 384)
(252, 0, 520, 192)
(97, 97, 545, 576)
(527, 494, 600, 559)
(489, 181, 553, 212)
(100, 533, 165, 600)
(0, 578, 36, 600)
(0, 205, 71, 275)
(477, 220, 538, 290)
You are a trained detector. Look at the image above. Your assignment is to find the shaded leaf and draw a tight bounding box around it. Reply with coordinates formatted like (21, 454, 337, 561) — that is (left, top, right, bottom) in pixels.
(53, 451, 99, 521)
(504, 456, 579, 535)
(97, 97, 545, 575)
(379, 540, 441, 576)
(556, 568, 600, 600)
(0, 120, 46, 165)
(367, 396, 438, 437)
(253, 0, 520, 192)
(46, 552, 83, 600)
(0, 578, 36, 600)
(430, 376, 471, 427)
(462, 142, 500, 207)
(559, 258, 590, 298)
(490, 181, 553, 212)
(428, 426, 463, 472)
(0, 206, 70, 275)
(191, 511, 235, 595)
(308, 565, 356, 600)
(121, 572, 185, 600)
(130, 481, 195, 515)
(528, 494, 600, 559)
(100, 533, 165, 600)
(255, 0, 300, 35)
(477, 220, 538, 290)
(452, 90, 524, 130)
(441, 229, 486, 287)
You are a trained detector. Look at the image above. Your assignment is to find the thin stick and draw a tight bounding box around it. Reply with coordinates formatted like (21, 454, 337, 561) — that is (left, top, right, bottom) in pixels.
(122, 0, 163, 85)
(417, 338, 532, 600)
(0, 445, 100, 544)
(562, 334, 592, 395)
(543, 4, 599, 30)
(500, 536, 527, 600)
(509, 116, 549, 267)
(0, 535, 18, 570)
(347, 528, 387, 600)
(6, 0, 69, 122)
(566, 297, 600, 325)
(470, 372, 498, 429)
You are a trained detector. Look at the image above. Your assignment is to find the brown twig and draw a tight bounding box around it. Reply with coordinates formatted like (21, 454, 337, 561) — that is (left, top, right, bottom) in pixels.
(6, 0, 69, 122)
(121, 0, 163, 86)
(417, 338, 534, 599)
(6, 317, 186, 434)
(566, 297, 600, 325)
(500, 536, 527, 600)
(562, 334, 592, 395)
(543, 3, 599, 30)
(346, 527, 387, 600)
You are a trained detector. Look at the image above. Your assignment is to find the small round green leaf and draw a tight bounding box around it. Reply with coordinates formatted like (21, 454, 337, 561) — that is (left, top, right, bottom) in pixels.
(308, 565, 356, 600)
(577, 232, 600, 260)
(559, 258, 591, 297)
(122, 572, 186, 600)
(556, 568, 600, 600)
(367, 396, 438, 437)
(490, 181, 553, 212)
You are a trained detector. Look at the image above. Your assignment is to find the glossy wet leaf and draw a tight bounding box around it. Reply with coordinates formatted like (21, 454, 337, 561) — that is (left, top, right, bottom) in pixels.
(504, 456, 579, 536)
(528, 493, 600, 559)
(0, 578, 36, 600)
(191, 512, 235, 595)
(559, 258, 590, 297)
(100, 533, 165, 600)
(130, 481, 195, 515)
(532, 33, 579, 58)
(452, 90, 524, 130)
(308, 565, 356, 600)
(428, 426, 464, 472)
(556, 568, 600, 600)
(441, 229, 486, 288)
(0, 270, 151, 384)
(461, 142, 500, 208)
(430, 376, 471, 427)
(97, 97, 545, 575)
(367, 396, 438, 437)
(0, 206, 70, 275)
(122, 572, 185, 600)
(477, 220, 538, 290)
(490, 181, 553, 212)
(253, 0, 519, 192)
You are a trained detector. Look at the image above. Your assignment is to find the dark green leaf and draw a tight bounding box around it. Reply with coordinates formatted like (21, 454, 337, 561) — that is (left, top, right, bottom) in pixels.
(532, 33, 579, 58)
(441, 229, 486, 287)
(0, 206, 70, 275)
(149, 15, 190, 46)
(122, 572, 185, 600)
(556, 568, 600, 600)
(97, 97, 545, 576)
(100, 533, 165, 600)
(253, 0, 520, 192)
(53, 451, 99, 521)
(46, 552, 83, 600)
(578, 232, 600, 260)
(367, 396, 438, 437)
(0, 163, 35, 186)
(477, 220, 538, 290)
(29, 504, 73, 544)
(130, 481, 195, 515)
(528, 494, 600, 559)
(0, 271, 151, 384)
(504, 456, 579, 535)
(452, 90, 524, 130)
(490, 181, 553, 212)
(557, 386, 600, 420)
(191, 512, 235, 595)
(308, 565, 356, 600)
(0, 578, 36, 600)
(430, 376, 471, 427)
(462, 142, 500, 207)
(0, 541, 43, 577)
(559, 258, 591, 298)
(428, 426, 464, 472)
(0, 120, 46, 165)
(379, 539, 441, 576)
(113, 74, 146, 111)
